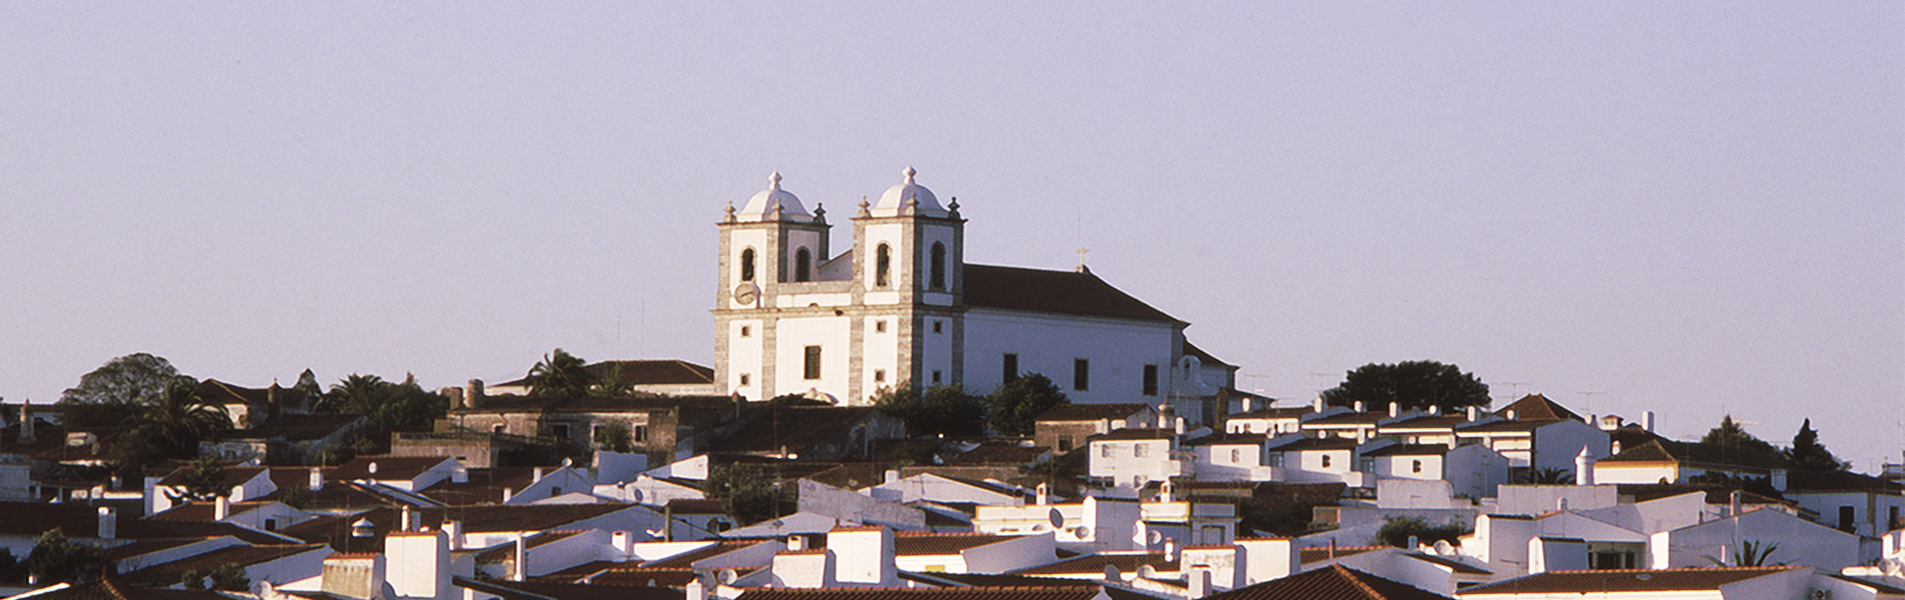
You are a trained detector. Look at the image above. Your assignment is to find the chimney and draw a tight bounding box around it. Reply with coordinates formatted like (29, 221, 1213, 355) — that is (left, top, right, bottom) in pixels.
(1467, 406, 1479, 421)
(444, 521, 463, 550)
(465, 379, 485, 409)
(1158, 403, 1175, 429)
(685, 578, 707, 600)
(97, 507, 116, 540)
(1428, 405, 1440, 415)
(309, 467, 324, 491)
(1312, 396, 1325, 413)
(1770, 469, 1788, 492)
(387, 528, 450, 600)
(1640, 410, 1656, 433)
(214, 496, 229, 521)
(1611, 440, 1622, 455)
(533, 467, 545, 481)
(451, 467, 468, 484)
(18, 400, 33, 444)
(787, 534, 806, 552)
(400, 506, 413, 532)
(1036, 483, 1049, 506)
(1164, 537, 1178, 562)
(368, 461, 379, 475)
(502, 487, 513, 503)
(884, 469, 901, 485)
(1506, 410, 1518, 421)
(1187, 568, 1210, 598)
(1388, 403, 1400, 418)
(1174, 417, 1186, 436)
(1575, 447, 1596, 486)
(1407, 535, 1419, 550)
(1240, 398, 1253, 413)
(1353, 401, 1364, 413)
(321, 553, 385, 600)
(1730, 491, 1742, 517)
(351, 517, 375, 538)
(1159, 481, 1175, 503)
(830, 526, 897, 586)
(513, 534, 527, 581)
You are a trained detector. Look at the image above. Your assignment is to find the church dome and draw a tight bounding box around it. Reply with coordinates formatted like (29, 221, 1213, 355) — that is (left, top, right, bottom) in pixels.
(872, 167, 946, 217)
(737, 172, 810, 221)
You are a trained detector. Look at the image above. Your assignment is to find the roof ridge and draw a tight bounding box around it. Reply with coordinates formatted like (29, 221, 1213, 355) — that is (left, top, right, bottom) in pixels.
(1332, 564, 1389, 600)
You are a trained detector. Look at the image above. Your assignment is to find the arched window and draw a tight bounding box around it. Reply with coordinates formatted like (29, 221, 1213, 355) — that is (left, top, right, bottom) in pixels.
(795, 248, 812, 282)
(875, 243, 891, 287)
(929, 242, 946, 290)
(740, 248, 756, 282)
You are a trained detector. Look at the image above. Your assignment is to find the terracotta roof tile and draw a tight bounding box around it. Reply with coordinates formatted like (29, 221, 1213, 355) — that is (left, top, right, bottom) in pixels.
(1036, 403, 1155, 423)
(1204, 564, 1453, 600)
(1459, 567, 1799, 594)
(964, 264, 1180, 323)
(494, 359, 714, 388)
(737, 586, 1112, 600)
(1494, 394, 1581, 422)
(895, 532, 1016, 556)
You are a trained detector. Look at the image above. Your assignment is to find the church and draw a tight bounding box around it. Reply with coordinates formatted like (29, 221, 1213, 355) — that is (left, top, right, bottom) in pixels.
(714, 168, 1238, 412)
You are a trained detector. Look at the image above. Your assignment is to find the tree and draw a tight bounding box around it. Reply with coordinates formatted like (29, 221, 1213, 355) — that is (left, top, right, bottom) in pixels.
(1321, 360, 1490, 414)
(164, 455, 229, 504)
(1374, 516, 1470, 548)
(590, 364, 636, 397)
(1519, 467, 1574, 485)
(594, 421, 633, 453)
(1709, 539, 1784, 567)
(181, 563, 249, 591)
(115, 376, 231, 469)
(1699, 415, 1784, 467)
(59, 353, 182, 428)
(874, 382, 988, 437)
(322, 374, 449, 431)
(987, 374, 1067, 436)
(704, 464, 794, 525)
(24, 530, 111, 584)
(525, 349, 594, 398)
(1786, 419, 1843, 472)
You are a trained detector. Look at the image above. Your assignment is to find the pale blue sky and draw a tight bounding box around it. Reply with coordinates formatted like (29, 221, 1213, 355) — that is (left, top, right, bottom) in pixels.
(3, 3, 1900, 468)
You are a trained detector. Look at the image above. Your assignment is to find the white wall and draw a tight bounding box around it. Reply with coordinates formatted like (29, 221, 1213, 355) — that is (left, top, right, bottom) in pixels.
(1649, 508, 1860, 571)
(773, 316, 851, 401)
(962, 308, 1177, 402)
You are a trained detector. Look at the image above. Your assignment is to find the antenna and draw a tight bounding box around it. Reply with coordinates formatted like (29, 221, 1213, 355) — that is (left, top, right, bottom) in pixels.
(1498, 382, 1533, 399)
(1576, 391, 1606, 415)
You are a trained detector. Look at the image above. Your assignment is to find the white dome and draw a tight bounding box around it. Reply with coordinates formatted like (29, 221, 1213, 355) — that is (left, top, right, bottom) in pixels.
(738, 172, 809, 220)
(872, 167, 946, 217)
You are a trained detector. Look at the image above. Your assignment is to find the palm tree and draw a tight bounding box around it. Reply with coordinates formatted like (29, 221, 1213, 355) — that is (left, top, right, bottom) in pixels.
(117, 376, 231, 467)
(1520, 467, 1575, 485)
(526, 348, 594, 397)
(323, 373, 389, 415)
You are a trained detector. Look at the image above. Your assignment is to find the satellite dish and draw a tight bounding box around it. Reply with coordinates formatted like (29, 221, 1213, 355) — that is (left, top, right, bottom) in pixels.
(1073, 526, 1091, 539)
(1433, 540, 1454, 555)
(719, 569, 738, 584)
(1048, 508, 1064, 529)
(1148, 530, 1164, 545)
(1137, 565, 1157, 579)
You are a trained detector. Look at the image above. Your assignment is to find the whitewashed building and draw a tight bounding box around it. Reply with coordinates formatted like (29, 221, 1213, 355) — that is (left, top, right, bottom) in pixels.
(713, 169, 1234, 406)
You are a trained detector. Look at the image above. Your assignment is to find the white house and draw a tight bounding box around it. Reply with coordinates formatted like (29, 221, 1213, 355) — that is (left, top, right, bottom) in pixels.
(1648, 506, 1861, 571)
(1087, 428, 1186, 488)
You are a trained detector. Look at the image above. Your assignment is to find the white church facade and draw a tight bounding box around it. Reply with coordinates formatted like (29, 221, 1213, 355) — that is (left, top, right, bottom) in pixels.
(713, 168, 1236, 408)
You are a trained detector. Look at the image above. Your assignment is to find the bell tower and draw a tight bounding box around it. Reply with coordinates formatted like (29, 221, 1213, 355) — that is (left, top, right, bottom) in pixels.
(715, 172, 831, 398)
(851, 167, 966, 391)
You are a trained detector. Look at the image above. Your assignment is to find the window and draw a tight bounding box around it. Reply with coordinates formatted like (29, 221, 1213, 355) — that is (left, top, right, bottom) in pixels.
(874, 369, 886, 383)
(553, 425, 571, 440)
(1266, 453, 1283, 468)
(1100, 444, 1112, 458)
(1073, 359, 1090, 391)
(1134, 443, 1149, 458)
(1142, 364, 1158, 396)
(493, 424, 505, 433)
(875, 243, 891, 287)
(1230, 448, 1242, 463)
(1891, 506, 1900, 530)
(804, 346, 822, 380)
(795, 248, 812, 282)
(875, 320, 887, 333)
(1840, 506, 1856, 531)
(264, 519, 278, 531)
(1058, 435, 1073, 452)
(550, 486, 562, 496)
(740, 325, 751, 337)
(1412, 459, 1423, 473)
(1321, 455, 1332, 468)
(931, 370, 942, 384)
(1003, 354, 1019, 382)
(933, 320, 943, 334)
(633, 425, 649, 442)
(929, 242, 946, 290)
(740, 248, 756, 281)
(739, 373, 750, 386)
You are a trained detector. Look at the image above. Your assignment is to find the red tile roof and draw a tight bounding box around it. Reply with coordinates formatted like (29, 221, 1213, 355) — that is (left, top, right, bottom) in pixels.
(1037, 403, 1156, 423)
(895, 532, 1016, 556)
(1012, 552, 1176, 576)
(964, 264, 1181, 324)
(1203, 564, 1453, 600)
(737, 587, 1115, 600)
(494, 359, 714, 388)
(118, 544, 329, 586)
(1493, 394, 1580, 422)
(1459, 567, 1798, 594)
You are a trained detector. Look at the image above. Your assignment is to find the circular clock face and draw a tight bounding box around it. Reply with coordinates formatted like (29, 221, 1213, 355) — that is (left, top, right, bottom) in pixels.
(732, 283, 759, 305)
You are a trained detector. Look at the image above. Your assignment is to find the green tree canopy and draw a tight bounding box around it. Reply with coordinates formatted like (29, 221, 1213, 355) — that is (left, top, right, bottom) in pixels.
(1785, 419, 1843, 472)
(1321, 360, 1490, 413)
(60, 353, 183, 428)
(1699, 415, 1785, 467)
(986, 374, 1067, 437)
(526, 348, 594, 398)
(704, 464, 793, 526)
(113, 376, 231, 469)
(164, 455, 230, 504)
(25, 530, 111, 584)
(874, 383, 987, 437)
(321, 373, 449, 431)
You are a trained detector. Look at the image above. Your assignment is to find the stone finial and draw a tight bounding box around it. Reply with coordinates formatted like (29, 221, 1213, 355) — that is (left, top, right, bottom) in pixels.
(857, 196, 871, 218)
(724, 201, 737, 223)
(902, 166, 917, 184)
(947, 196, 960, 216)
(812, 203, 826, 224)
(769, 171, 783, 189)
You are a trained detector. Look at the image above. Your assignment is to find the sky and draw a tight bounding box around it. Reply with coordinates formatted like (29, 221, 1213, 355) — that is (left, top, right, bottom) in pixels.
(2, 3, 1900, 470)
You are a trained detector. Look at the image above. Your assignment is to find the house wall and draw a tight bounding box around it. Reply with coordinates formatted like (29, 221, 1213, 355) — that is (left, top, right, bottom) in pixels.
(962, 308, 1179, 403)
(1784, 489, 1905, 538)
(1445, 444, 1511, 500)
(1531, 421, 1610, 474)
(1592, 461, 1681, 485)
(1191, 444, 1279, 482)
(1088, 438, 1180, 487)
(800, 479, 926, 530)
(1648, 508, 1860, 571)
(866, 473, 1020, 506)
(960, 533, 1056, 575)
